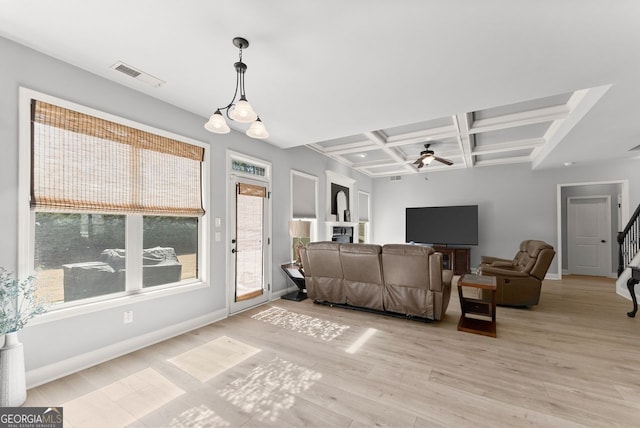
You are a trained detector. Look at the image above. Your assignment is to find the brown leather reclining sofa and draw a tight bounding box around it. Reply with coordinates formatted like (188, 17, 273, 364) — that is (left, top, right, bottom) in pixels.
(476, 240, 555, 306)
(299, 242, 453, 321)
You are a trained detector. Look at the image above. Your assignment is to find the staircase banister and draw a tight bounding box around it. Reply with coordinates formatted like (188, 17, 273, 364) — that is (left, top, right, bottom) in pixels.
(619, 203, 640, 239)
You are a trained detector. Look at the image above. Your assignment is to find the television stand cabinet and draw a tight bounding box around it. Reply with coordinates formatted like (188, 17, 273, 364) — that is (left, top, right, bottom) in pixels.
(433, 246, 471, 275)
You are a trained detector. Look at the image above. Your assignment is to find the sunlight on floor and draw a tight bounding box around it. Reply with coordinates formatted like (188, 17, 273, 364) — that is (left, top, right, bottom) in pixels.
(251, 306, 350, 341)
(169, 404, 231, 427)
(61, 368, 184, 428)
(346, 328, 377, 354)
(168, 336, 261, 382)
(219, 356, 322, 423)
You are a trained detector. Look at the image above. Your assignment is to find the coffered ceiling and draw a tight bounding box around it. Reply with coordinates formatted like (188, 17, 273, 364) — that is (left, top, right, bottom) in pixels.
(1, 1, 639, 177)
(308, 88, 608, 176)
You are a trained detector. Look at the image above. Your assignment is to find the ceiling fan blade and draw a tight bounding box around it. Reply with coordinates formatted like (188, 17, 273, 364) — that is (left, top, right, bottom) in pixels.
(413, 158, 422, 165)
(416, 160, 425, 169)
(434, 156, 454, 166)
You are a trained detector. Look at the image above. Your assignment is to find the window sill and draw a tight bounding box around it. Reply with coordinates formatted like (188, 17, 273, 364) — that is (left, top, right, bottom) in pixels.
(26, 280, 210, 327)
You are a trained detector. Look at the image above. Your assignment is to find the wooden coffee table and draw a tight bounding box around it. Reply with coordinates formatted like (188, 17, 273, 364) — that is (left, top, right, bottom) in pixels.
(457, 274, 497, 337)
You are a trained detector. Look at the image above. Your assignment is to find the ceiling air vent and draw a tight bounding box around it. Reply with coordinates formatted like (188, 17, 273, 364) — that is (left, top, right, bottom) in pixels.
(110, 61, 165, 87)
(389, 175, 402, 182)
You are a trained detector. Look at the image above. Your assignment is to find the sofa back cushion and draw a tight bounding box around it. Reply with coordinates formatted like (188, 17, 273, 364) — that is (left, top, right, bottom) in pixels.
(511, 240, 555, 280)
(381, 244, 435, 318)
(340, 243, 384, 310)
(304, 241, 345, 303)
(526, 240, 555, 280)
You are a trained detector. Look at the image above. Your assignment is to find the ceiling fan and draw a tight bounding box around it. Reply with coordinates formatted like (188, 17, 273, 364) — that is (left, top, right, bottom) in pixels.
(413, 143, 454, 169)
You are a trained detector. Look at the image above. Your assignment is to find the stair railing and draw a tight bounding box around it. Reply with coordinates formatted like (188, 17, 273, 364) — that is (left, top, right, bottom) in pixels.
(617, 203, 640, 276)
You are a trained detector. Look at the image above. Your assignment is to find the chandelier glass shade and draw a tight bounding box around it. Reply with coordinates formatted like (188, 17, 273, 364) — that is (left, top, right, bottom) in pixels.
(204, 37, 268, 139)
(246, 117, 268, 139)
(204, 109, 230, 133)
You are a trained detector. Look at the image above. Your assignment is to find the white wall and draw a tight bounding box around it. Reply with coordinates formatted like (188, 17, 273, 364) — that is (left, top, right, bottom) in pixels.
(372, 161, 640, 274)
(0, 36, 371, 384)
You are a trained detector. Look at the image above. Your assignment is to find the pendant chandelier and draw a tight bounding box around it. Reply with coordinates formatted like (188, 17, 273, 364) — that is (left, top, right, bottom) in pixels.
(204, 37, 269, 139)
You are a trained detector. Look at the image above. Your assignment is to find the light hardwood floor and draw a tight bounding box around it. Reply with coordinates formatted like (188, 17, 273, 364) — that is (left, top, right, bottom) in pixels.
(25, 275, 640, 427)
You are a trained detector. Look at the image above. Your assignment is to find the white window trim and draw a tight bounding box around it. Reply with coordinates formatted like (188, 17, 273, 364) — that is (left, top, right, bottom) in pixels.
(18, 87, 211, 321)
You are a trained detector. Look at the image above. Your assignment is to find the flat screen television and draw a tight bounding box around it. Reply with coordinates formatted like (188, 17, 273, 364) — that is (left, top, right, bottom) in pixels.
(405, 205, 478, 246)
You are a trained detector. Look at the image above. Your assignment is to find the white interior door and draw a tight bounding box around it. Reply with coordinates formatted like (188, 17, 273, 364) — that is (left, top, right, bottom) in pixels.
(568, 196, 611, 277)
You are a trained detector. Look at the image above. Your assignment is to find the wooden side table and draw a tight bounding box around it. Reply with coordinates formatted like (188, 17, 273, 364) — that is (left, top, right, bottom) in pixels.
(457, 274, 497, 337)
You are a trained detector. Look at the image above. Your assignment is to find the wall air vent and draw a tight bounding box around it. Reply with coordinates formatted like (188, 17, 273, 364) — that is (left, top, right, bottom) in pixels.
(110, 61, 165, 87)
(389, 175, 402, 182)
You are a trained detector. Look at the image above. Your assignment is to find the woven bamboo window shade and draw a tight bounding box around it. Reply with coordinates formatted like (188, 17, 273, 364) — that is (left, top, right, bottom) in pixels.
(31, 100, 205, 216)
(237, 183, 267, 198)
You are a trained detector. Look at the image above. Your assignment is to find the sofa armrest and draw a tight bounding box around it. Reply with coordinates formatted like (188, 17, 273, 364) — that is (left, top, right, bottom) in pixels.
(442, 269, 454, 286)
(491, 261, 515, 268)
(478, 265, 529, 277)
(429, 252, 444, 291)
(427, 253, 453, 292)
(480, 256, 512, 265)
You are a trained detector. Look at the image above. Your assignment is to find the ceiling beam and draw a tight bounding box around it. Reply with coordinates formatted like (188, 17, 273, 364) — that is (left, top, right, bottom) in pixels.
(469, 104, 570, 134)
(472, 137, 544, 156)
(360, 167, 414, 177)
(384, 124, 458, 147)
(531, 86, 611, 169)
(474, 156, 531, 168)
(364, 131, 416, 174)
(454, 113, 474, 168)
(308, 139, 373, 154)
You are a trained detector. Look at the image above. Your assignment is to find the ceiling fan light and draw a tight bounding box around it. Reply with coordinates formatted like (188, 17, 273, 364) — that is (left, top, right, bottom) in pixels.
(229, 97, 258, 123)
(424, 156, 434, 164)
(246, 117, 269, 139)
(204, 110, 230, 134)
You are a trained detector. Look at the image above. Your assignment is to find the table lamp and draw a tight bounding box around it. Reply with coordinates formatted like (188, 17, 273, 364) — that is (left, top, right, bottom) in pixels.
(289, 220, 311, 265)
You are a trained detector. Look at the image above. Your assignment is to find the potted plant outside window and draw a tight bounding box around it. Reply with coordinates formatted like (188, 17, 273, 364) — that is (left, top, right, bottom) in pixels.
(0, 268, 47, 407)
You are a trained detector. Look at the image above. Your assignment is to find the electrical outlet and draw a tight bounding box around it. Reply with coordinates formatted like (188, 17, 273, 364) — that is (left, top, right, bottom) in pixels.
(123, 310, 133, 324)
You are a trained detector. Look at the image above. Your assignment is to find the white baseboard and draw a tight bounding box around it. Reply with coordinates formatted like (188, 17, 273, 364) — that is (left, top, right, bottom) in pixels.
(26, 308, 227, 389)
(561, 270, 618, 279)
(270, 287, 292, 300)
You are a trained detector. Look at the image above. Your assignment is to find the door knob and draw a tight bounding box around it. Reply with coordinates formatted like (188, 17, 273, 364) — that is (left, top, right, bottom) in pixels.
(601, 239, 606, 243)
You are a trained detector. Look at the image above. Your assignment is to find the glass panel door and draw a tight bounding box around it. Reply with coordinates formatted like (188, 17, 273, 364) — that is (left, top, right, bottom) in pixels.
(230, 178, 269, 313)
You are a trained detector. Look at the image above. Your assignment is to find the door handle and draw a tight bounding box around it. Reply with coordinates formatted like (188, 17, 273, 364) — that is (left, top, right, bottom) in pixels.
(601, 239, 606, 243)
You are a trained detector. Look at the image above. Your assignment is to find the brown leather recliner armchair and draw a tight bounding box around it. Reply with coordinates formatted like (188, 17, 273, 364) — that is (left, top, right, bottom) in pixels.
(476, 240, 555, 306)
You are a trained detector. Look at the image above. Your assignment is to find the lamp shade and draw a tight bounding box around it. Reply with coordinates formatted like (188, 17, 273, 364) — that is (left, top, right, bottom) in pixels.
(204, 110, 230, 134)
(229, 97, 258, 123)
(288, 220, 311, 239)
(246, 117, 269, 139)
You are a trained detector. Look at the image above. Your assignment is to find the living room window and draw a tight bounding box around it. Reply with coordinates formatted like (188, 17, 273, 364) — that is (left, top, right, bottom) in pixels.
(358, 191, 370, 243)
(19, 88, 209, 308)
(290, 170, 317, 259)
